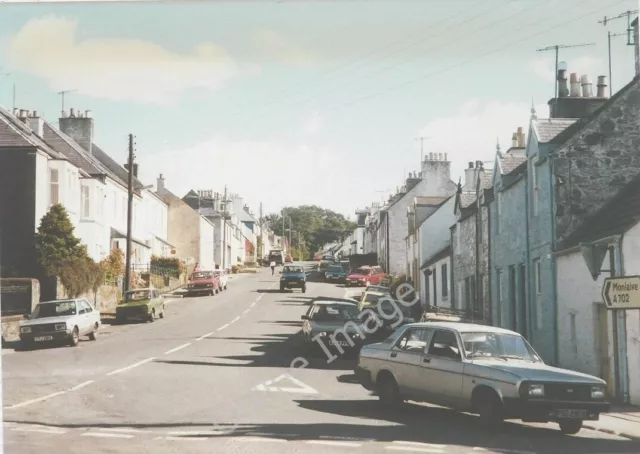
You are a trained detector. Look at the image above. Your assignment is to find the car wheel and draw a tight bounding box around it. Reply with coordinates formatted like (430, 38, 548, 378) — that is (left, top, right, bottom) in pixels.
(558, 419, 583, 435)
(302, 286, 307, 293)
(149, 309, 155, 323)
(377, 374, 401, 407)
(89, 323, 98, 341)
(476, 392, 504, 430)
(280, 285, 285, 292)
(159, 306, 165, 319)
(69, 327, 79, 347)
(224, 285, 228, 290)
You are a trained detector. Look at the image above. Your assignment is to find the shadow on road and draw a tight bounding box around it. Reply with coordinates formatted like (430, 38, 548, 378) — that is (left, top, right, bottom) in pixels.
(256, 289, 282, 294)
(6, 415, 638, 453)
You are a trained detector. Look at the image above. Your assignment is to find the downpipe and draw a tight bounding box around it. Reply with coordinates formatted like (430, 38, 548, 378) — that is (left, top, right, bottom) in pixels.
(614, 237, 630, 404)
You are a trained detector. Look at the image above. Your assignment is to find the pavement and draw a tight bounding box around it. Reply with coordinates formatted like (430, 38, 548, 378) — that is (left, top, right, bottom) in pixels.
(2, 262, 640, 453)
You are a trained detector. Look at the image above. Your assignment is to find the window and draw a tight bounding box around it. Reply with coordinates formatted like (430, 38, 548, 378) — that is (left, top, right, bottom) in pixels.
(441, 263, 448, 299)
(534, 258, 541, 295)
(532, 158, 539, 215)
(49, 168, 59, 205)
(81, 185, 90, 218)
(496, 269, 503, 326)
(427, 329, 461, 360)
(394, 328, 429, 353)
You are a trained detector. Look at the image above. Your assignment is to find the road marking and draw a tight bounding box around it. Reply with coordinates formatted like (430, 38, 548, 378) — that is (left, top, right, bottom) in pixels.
(70, 380, 94, 391)
(307, 440, 362, 447)
(107, 357, 155, 376)
(231, 437, 287, 443)
(231, 316, 241, 323)
(217, 324, 230, 331)
(252, 373, 318, 394)
(393, 441, 447, 448)
(167, 430, 229, 436)
(163, 436, 207, 441)
(164, 343, 191, 355)
(4, 390, 67, 410)
(100, 428, 146, 434)
(250, 302, 256, 308)
(196, 331, 215, 341)
(11, 427, 66, 435)
(243, 309, 250, 315)
(82, 432, 134, 439)
(472, 449, 535, 454)
(256, 295, 264, 302)
(385, 447, 444, 453)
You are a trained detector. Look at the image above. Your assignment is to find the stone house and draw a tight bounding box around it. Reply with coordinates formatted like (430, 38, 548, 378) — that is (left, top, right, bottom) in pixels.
(156, 178, 215, 271)
(546, 73, 640, 403)
(378, 153, 457, 274)
(451, 161, 492, 321)
(486, 129, 529, 336)
(406, 196, 451, 300)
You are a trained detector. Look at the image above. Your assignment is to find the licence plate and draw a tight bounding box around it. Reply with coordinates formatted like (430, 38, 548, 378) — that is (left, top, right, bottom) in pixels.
(556, 409, 587, 419)
(34, 336, 53, 342)
(330, 341, 351, 347)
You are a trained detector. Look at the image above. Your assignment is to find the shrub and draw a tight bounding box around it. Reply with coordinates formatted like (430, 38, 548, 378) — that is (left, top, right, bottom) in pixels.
(150, 255, 184, 277)
(231, 265, 239, 274)
(99, 248, 125, 283)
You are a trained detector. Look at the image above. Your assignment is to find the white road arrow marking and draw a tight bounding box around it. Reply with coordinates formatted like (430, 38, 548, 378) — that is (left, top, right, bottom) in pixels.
(251, 374, 318, 394)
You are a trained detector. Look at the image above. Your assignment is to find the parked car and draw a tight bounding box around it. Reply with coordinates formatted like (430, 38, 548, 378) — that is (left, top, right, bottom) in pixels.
(325, 265, 347, 283)
(346, 265, 385, 287)
(363, 299, 418, 342)
(357, 289, 387, 311)
(285, 255, 293, 263)
(301, 297, 363, 357)
(280, 264, 307, 292)
(19, 298, 100, 348)
(213, 269, 229, 290)
(355, 322, 610, 435)
(116, 288, 166, 323)
(186, 270, 220, 296)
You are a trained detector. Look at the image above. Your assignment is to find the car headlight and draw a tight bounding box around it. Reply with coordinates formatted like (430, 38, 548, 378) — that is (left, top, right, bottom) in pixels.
(591, 385, 606, 399)
(55, 323, 67, 331)
(20, 327, 31, 334)
(528, 384, 545, 397)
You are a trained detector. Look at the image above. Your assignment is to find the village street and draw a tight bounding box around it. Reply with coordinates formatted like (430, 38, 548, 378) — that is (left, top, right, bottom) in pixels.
(2, 266, 638, 454)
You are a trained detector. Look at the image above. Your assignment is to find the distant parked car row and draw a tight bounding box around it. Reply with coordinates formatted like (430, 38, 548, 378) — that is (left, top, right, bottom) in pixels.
(185, 269, 229, 297)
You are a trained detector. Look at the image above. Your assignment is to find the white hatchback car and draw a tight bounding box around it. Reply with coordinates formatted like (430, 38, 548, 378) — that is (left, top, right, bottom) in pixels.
(214, 270, 229, 290)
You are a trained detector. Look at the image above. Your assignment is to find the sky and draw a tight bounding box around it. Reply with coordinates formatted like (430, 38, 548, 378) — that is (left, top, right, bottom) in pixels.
(0, 0, 638, 218)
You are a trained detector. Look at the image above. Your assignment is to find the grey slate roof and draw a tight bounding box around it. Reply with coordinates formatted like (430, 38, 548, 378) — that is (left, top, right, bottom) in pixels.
(459, 192, 477, 208)
(91, 143, 144, 194)
(481, 169, 494, 190)
(0, 107, 62, 157)
(499, 151, 527, 175)
(42, 122, 108, 176)
(533, 118, 578, 143)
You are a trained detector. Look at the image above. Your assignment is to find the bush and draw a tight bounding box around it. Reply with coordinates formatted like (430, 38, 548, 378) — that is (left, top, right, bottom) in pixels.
(59, 255, 103, 298)
(231, 265, 239, 274)
(99, 248, 124, 283)
(150, 255, 184, 277)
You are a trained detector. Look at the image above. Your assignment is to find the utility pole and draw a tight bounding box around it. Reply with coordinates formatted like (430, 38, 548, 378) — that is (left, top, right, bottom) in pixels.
(282, 208, 286, 250)
(288, 217, 292, 252)
(536, 42, 596, 111)
(222, 185, 228, 269)
(123, 134, 135, 294)
(12, 83, 16, 112)
(57, 89, 78, 113)
(599, 10, 639, 95)
(258, 202, 264, 261)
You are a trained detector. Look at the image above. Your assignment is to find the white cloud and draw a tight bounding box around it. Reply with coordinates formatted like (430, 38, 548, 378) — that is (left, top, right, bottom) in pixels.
(5, 16, 251, 105)
(419, 99, 548, 183)
(139, 137, 345, 215)
(252, 29, 319, 66)
(300, 112, 324, 135)
(528, 56, 605, 84)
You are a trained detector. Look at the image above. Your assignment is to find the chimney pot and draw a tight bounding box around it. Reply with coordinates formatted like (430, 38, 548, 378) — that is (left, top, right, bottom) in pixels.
(511, 133, 518, 148)
(580, 74, 593, 97)
(69, 108, 75, 117)
(85, 110, 92, 118)
(32, 110, 38, 118)
(569, 72, 581, 97)
(438, 153, 443, 161)
(597, 75, 608, 98)
(468, 161, 474, 169)
(12, 108, 18, 116)
(558, 69, 569, 97)
(429, 152, 434, 160)
(444, 153, 448, 161)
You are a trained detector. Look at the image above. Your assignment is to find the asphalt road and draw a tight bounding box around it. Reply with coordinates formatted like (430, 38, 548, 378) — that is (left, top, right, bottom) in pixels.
(2, 263, 639, 454)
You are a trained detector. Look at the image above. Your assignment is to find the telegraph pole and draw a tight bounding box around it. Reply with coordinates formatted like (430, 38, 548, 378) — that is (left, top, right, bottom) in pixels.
(222, 185, 228, 269)
(123, 134, 135, 294)
(258, 202, 264, 261)
(536, 42, 596, 111)
(599, 10, 639, 94)
(282, 208, 286, 250)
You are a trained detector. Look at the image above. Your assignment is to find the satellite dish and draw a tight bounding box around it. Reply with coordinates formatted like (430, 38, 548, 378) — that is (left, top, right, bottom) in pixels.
(558, 61, 568, 71)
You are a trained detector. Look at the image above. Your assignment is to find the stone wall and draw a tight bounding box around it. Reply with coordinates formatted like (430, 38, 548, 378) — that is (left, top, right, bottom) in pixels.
(56, 280, 122, 314)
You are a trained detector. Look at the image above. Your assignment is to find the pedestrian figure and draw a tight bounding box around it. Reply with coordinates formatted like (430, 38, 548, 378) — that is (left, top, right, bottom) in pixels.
(270, 260, 276, 275)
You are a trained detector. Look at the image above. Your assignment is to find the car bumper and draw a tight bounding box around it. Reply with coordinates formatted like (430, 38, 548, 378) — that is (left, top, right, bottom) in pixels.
(281, 280, 305, 288)
(502, 398, 611, 422)
(20, 330, 72, 344)
(347, 280, 366, 286)
(355, 366, 374, 390)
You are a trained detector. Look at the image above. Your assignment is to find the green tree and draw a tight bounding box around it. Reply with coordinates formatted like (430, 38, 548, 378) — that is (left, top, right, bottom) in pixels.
(35, 204, 85, 276)
(265, 205, 356, 258)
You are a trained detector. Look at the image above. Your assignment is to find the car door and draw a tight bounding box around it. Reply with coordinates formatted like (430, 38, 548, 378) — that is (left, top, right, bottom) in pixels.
(372, 267, 384, 284)
(151, 290, 161, 312)
(419, 328, 465, 408)
(387, 327, 430, 398)
(77, 300, 92, 334)
(85, 299, 100, 327)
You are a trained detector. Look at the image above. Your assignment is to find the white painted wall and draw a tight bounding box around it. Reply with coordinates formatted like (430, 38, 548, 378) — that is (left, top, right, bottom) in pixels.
(622, 221, 640, 406)
(198, 216, 215, 270)
(418, 198, 456, 263)
(423, 255, 452, 308)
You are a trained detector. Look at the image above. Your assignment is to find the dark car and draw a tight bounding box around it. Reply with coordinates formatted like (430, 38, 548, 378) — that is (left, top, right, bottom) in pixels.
(324, 265, 347, 283)
(279, 265, 307, 292)
(301, 298, 364, 357)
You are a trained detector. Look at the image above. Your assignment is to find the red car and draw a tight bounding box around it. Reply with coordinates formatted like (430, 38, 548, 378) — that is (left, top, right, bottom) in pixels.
(346, 266, 385, 287)
(185, 270, 220, 296)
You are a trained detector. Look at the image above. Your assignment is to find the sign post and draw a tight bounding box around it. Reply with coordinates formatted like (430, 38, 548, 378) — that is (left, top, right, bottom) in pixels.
(601, 276, 640, 310)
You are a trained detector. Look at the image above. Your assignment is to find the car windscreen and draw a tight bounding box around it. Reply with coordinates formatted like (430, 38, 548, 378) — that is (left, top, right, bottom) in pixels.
(328, 266, 343, 272)
(461, 332, 540, 362)
(363, 293, 383, 304)
(125, 290, 151, 302)
(32, 301, 76, 318)
(191, 272, 213, 280)
(283, 266, 304, 273)
(353, 267, 371, 274)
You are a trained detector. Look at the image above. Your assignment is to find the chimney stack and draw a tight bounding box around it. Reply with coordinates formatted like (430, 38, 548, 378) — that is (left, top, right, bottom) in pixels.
(157, 174, 165, 193)
(59, 107, 94, 154)
(580, 75, 593, 97)
(516, 126, 526, 147)
(69, 108, 76, 117)
(511, 133, 518, 148)
(597, 75, 608, 98)
(569, 73, 581, 97)
(558, 69, 569, 97)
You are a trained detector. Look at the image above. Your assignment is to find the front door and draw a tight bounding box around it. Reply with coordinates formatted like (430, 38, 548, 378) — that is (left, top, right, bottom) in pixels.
(420, 329, 465, 408)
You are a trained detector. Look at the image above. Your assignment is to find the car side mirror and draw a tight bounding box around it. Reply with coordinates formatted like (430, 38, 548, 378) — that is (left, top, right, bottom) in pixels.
(301, 315, 309, 320)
